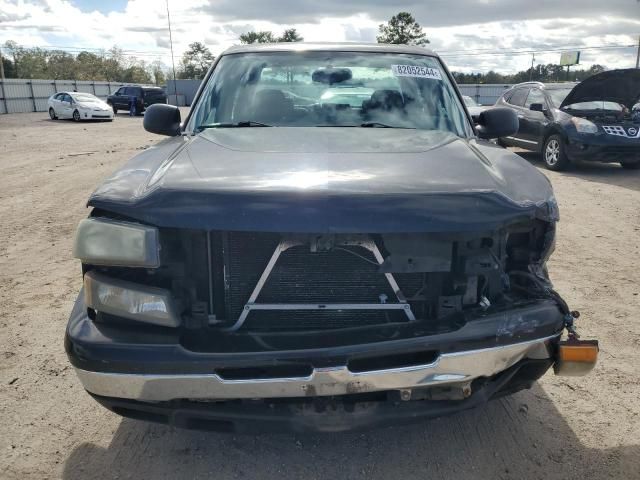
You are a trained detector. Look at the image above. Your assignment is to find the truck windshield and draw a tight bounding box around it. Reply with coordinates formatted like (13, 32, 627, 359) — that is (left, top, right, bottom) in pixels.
(190, 51, 470, 136)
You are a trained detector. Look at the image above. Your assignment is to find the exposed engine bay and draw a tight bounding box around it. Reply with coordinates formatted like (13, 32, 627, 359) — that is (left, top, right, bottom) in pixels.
(85, 217, 570, 352)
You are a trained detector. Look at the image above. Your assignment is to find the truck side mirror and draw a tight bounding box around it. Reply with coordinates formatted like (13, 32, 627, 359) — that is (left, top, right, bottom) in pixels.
(143, 104, 181, 136)
(475, 107, 519, 139)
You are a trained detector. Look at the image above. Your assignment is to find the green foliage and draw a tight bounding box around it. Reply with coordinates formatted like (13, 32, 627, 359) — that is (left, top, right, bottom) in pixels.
(377, 12, 429, 46)
(278, 29, 303, 42)
(1, 40, 159, 83)
(452, 63, 608, 84)
(177, 42, 215, 80)
(239, 28, 304, 44)
(239, 31, 277, 44)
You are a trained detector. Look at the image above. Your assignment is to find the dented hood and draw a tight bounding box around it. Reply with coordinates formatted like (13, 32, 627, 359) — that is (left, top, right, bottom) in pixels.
(560, 68, 640, 109)
(88, 127, 557, 232)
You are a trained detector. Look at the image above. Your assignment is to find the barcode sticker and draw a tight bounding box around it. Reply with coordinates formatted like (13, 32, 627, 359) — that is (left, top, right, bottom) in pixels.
(391, 65, 442, 80)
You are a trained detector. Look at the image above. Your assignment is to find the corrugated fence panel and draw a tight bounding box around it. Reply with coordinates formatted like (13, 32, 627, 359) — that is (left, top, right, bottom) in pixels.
(458, 84, 512, 106)
(0, 79, 137, 114)
(1, 78, 513, 114)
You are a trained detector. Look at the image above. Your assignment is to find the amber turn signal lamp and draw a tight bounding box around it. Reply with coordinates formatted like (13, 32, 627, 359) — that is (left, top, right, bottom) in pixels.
(554, 339, 599, 376)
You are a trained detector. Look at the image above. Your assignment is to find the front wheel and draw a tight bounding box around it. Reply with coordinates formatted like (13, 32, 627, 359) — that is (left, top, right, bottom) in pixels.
(73, 109, 81, 122)
(48, 108, 57, 120)
(621, 161, 640, 170)
(542, 134, 570, 171)
(109, 102, 117, 114)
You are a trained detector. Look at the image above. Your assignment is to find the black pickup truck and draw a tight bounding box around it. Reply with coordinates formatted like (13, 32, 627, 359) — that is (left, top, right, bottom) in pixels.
(67, 43, 598, 433)
(106, 85, 166, 114)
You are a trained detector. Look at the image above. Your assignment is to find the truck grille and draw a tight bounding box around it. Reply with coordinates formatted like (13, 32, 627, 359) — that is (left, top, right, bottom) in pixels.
(214, 232, 423, 331)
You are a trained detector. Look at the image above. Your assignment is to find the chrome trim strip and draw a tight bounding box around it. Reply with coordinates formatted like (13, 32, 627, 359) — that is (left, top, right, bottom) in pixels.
(505, 136, 538, 145)
(74, 334, 559, 402)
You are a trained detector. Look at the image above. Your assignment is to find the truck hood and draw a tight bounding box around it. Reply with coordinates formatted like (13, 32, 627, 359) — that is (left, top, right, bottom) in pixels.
(560, 68, 640, 110)
(88, 128, 557, 232)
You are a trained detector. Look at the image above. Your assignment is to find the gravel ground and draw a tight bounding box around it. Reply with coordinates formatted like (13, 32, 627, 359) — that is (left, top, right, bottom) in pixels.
(1, 111, 639, 480)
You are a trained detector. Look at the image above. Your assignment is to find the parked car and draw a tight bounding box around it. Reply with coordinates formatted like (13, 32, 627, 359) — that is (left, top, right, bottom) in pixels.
(495, 70, 640, 170)
(462, 95, 489, 122)
(67, 43, 597, 433)
(106, 85, 166, 114)
(47, 92, 114, 121)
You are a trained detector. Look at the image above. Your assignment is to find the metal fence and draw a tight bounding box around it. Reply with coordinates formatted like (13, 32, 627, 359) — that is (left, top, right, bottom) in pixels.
(0, 79, 156, 114)
(0, 78, 512, 114)
(457, 84, 512, 106)
(162, 81, 512, 107)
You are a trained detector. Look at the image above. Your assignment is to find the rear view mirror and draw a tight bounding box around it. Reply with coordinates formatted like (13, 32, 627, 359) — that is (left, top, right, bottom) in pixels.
(475, 107, 518, 140)
(143, 104, 181, 136)
(312, 68, 353, 85)
(529, 103, 545, 112)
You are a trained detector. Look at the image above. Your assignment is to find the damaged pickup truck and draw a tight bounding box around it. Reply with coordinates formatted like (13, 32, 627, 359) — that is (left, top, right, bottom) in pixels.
(66, 43, 598, 432)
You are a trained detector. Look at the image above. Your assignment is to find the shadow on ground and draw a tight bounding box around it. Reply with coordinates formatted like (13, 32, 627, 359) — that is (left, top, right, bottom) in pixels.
(62, 384, 638, 480)
(516, 151, 640, 194)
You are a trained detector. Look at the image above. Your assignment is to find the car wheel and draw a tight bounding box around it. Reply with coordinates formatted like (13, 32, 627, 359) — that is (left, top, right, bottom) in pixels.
(620, 162, 640, 170)
(73, 110, 81, 122)
(48, 108, 57, 120)
(109, 102, 117, 114)
(542, 134, 569, 171)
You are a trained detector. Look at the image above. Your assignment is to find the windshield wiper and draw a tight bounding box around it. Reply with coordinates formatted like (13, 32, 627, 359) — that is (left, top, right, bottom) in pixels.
(360, 122, 416, 129)
(198, 121, 272, 130)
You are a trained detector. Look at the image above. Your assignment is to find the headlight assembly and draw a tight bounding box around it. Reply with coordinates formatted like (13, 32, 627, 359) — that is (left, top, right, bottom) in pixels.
(84, 272, 180, 327)
(73, 217, 160, 268)
(570, 117, 598, 134)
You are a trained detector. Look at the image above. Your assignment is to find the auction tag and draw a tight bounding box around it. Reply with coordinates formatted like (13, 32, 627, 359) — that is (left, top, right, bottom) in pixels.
(391, 65, 442, 80)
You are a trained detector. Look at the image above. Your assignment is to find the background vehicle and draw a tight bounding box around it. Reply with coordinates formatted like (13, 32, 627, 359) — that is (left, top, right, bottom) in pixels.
(47, 92, 114, 122)
(106, 85, 167, 114)
(462, 95, 489, 122)
(495, 70, 640, 170)
(67, 43, 596, 433)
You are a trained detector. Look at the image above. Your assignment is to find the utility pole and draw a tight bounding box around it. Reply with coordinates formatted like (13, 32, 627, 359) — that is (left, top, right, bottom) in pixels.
(529, 53, 535, 81)
(165, 0, 178, 99)
(636, 35, 639, 69)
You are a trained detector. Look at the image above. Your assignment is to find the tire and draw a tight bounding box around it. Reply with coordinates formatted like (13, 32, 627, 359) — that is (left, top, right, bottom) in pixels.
(542, 134, 570, 171)
(48, 108, 57, 120)
(620, 162, 640, 170)
(109, 102, 117, 114)
(72, 110, 81, 122)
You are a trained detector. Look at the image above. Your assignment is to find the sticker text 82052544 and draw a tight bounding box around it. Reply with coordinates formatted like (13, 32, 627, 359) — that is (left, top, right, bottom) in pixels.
(391, 65, 442, 80)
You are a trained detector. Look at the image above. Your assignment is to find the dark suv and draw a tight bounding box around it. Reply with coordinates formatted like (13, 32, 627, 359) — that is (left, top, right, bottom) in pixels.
(495, 70, 640, 170)
(106, 85, 166, 114)
(66, 43, 597, 433)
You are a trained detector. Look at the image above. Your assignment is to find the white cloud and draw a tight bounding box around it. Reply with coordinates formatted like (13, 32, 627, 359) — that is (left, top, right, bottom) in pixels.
(0, 0, 638, 73)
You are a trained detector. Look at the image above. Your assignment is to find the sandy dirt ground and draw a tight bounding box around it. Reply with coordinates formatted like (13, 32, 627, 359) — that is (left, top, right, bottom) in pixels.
(0, 111, 639, 480)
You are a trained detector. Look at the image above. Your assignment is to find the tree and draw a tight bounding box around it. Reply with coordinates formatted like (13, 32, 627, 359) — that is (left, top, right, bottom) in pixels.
(47, 51, 77, 80)
(278, 28, 303, 42)
(239, 31, 277, 44)
(377, 12, 429, 46)
(178, 42, 214, 79)
(150, 60, 167, 85)
(3, 40, 21, 77)
(239, 29, 304, 44)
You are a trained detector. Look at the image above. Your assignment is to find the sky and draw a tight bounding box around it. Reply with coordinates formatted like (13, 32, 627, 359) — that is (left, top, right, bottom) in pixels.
(0, 0, 639, 74)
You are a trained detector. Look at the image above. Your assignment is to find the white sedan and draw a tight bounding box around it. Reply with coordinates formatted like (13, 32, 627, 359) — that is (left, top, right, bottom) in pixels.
(47, 92, 114, 121)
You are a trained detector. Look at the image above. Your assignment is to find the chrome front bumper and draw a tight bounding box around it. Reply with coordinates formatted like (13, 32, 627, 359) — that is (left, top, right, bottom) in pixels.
(75, 335, 558, 402)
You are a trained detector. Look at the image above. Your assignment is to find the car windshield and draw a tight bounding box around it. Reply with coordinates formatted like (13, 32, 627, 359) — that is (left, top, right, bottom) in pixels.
(463, 95, 478, 107)
(72, 93, 100, 102)
(190, 51, 470, 136)
(546, 88, 573, 107)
